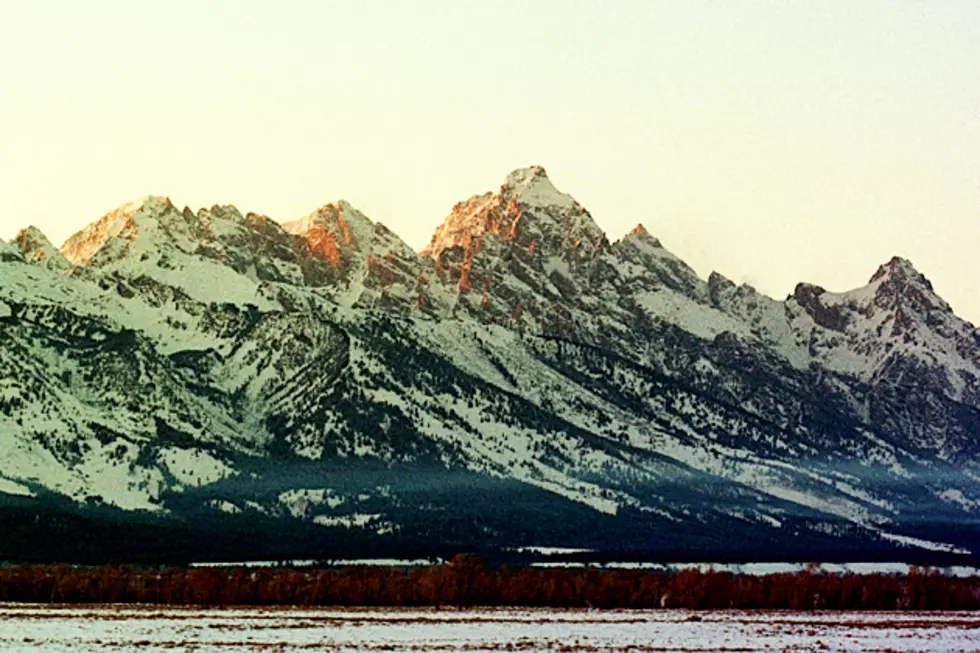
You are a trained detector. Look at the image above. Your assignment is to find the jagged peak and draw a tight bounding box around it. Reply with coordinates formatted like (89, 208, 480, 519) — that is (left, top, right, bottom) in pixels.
(196, 203, 244, 223)
(60, 195, 181, 266)
(504, 165, 548, 187)
(18, 224, 45, 236)
(863, 255, 954, 322)
(869, 256, 933, 291)
(116, 195, 175, 216)
(622, 223, 663, 248)
(789, 257, 956, 335)
(280, 200, 406, 271)
(12, 226, 71, 269)
(336, 199, 360, 213)
(82, 194, 177, 226)
(282, 200, 372, 237)
(708, 271, 736, 289)
(501, 165, 576, 211)
(423, 166, 603, 261)
(794, 281, 827, 297)
(706, 271, 741, 307)
(14, 225, 51, 244)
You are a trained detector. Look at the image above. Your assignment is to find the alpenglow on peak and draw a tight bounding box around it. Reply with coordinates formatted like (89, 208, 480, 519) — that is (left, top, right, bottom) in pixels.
(59, 195, 178, 266)
(421, 166, 602, 260)
(1, 164, 979, 566)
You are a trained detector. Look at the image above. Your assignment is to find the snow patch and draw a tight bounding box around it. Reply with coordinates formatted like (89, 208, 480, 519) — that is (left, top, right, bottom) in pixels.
(278, 489, 346, 519)
(938, 488, 980, 511)
(878, 531, 971, 555)
(313, 513, 381, 528)
(159, 448, 234, 488)
(206, 499, 242, 514)
(0, 476, 34, 497)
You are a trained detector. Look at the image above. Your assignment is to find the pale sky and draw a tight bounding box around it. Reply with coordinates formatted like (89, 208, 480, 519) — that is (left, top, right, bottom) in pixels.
(2, 1, 979, 321)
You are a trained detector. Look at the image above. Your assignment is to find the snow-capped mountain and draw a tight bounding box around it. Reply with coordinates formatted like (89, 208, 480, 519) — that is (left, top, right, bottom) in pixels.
(1, 167, 978, 563)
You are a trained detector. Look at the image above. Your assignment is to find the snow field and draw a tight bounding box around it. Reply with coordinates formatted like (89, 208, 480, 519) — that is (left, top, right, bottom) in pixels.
(0, 606, 978, 652)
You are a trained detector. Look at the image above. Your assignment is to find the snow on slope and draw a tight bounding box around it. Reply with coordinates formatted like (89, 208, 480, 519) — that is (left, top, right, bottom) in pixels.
(789, 258, 980, 392)
(11, 226, 72, 271)
(0, 169, 977, 558)
(61, 195, 176, 266)
(282, 200, 426, 310)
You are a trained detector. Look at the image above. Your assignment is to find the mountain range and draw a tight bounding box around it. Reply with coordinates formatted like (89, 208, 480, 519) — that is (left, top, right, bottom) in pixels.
(1, 166, 978, 564)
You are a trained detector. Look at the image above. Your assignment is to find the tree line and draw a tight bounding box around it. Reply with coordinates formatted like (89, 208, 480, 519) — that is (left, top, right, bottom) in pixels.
(0, 555, 977, 610)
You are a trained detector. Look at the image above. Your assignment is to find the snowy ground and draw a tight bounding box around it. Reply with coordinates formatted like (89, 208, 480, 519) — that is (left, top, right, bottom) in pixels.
(529, 561, 980, 577)
(0, 605, 978, 652)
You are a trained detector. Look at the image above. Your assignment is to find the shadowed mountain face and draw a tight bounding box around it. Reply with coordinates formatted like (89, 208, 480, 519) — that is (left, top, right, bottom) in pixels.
(0, 167, 978, 563)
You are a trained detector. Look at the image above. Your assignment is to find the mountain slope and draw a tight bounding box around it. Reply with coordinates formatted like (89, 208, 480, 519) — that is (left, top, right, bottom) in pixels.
(0, 167, 977, 563)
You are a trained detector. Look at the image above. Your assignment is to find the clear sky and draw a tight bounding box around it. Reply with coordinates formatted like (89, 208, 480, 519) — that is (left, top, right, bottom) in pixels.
(2, 1, 979, 320)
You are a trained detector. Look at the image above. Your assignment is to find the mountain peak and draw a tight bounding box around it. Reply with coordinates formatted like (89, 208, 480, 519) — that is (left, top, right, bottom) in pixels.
(501, 165, 576, 211)
(12, 226, 72, 270)
(282, 201, 380, 270)
(867, 257, 945, 310)
(14, 225, 50, 246)
(504, 165, 549, 186)
(863, 255, 952, 322)
(120, 195, 173, 210)
(196, 203, 245, 225)
(623, 223, 663, 248)
(869, 256, 932, 290)
(114, 195, 176, 217)
(422, 166, 601, 262)
(282, 200, 370, 237)
(60, 195, 180, 266)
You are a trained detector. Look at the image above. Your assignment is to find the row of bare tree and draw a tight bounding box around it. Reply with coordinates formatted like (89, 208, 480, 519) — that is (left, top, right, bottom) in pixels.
(0, 555, 977, 610)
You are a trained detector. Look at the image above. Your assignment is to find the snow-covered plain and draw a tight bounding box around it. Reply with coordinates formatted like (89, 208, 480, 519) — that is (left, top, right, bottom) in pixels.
(530, 561, 980, 577)
(0, 606, 978, 652)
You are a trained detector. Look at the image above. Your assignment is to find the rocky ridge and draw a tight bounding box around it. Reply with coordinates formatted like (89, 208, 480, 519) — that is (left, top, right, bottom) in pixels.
(0, 166, 978, 561)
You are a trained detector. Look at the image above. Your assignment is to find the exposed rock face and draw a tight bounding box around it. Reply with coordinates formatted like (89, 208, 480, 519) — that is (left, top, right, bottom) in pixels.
(0, 167, 978, 562)
(419, 167, 622, 338)
(793, 283, 848, 332)
(424, 166, 604, 259)
(780, 256, 980, 459)
(60, 196, 177, 267)
(282, 201, 433, 311)
(12, 227, 72, 271)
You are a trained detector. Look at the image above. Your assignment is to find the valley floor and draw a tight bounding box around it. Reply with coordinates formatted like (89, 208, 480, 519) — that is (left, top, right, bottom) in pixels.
(1, 605, 978, 652)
